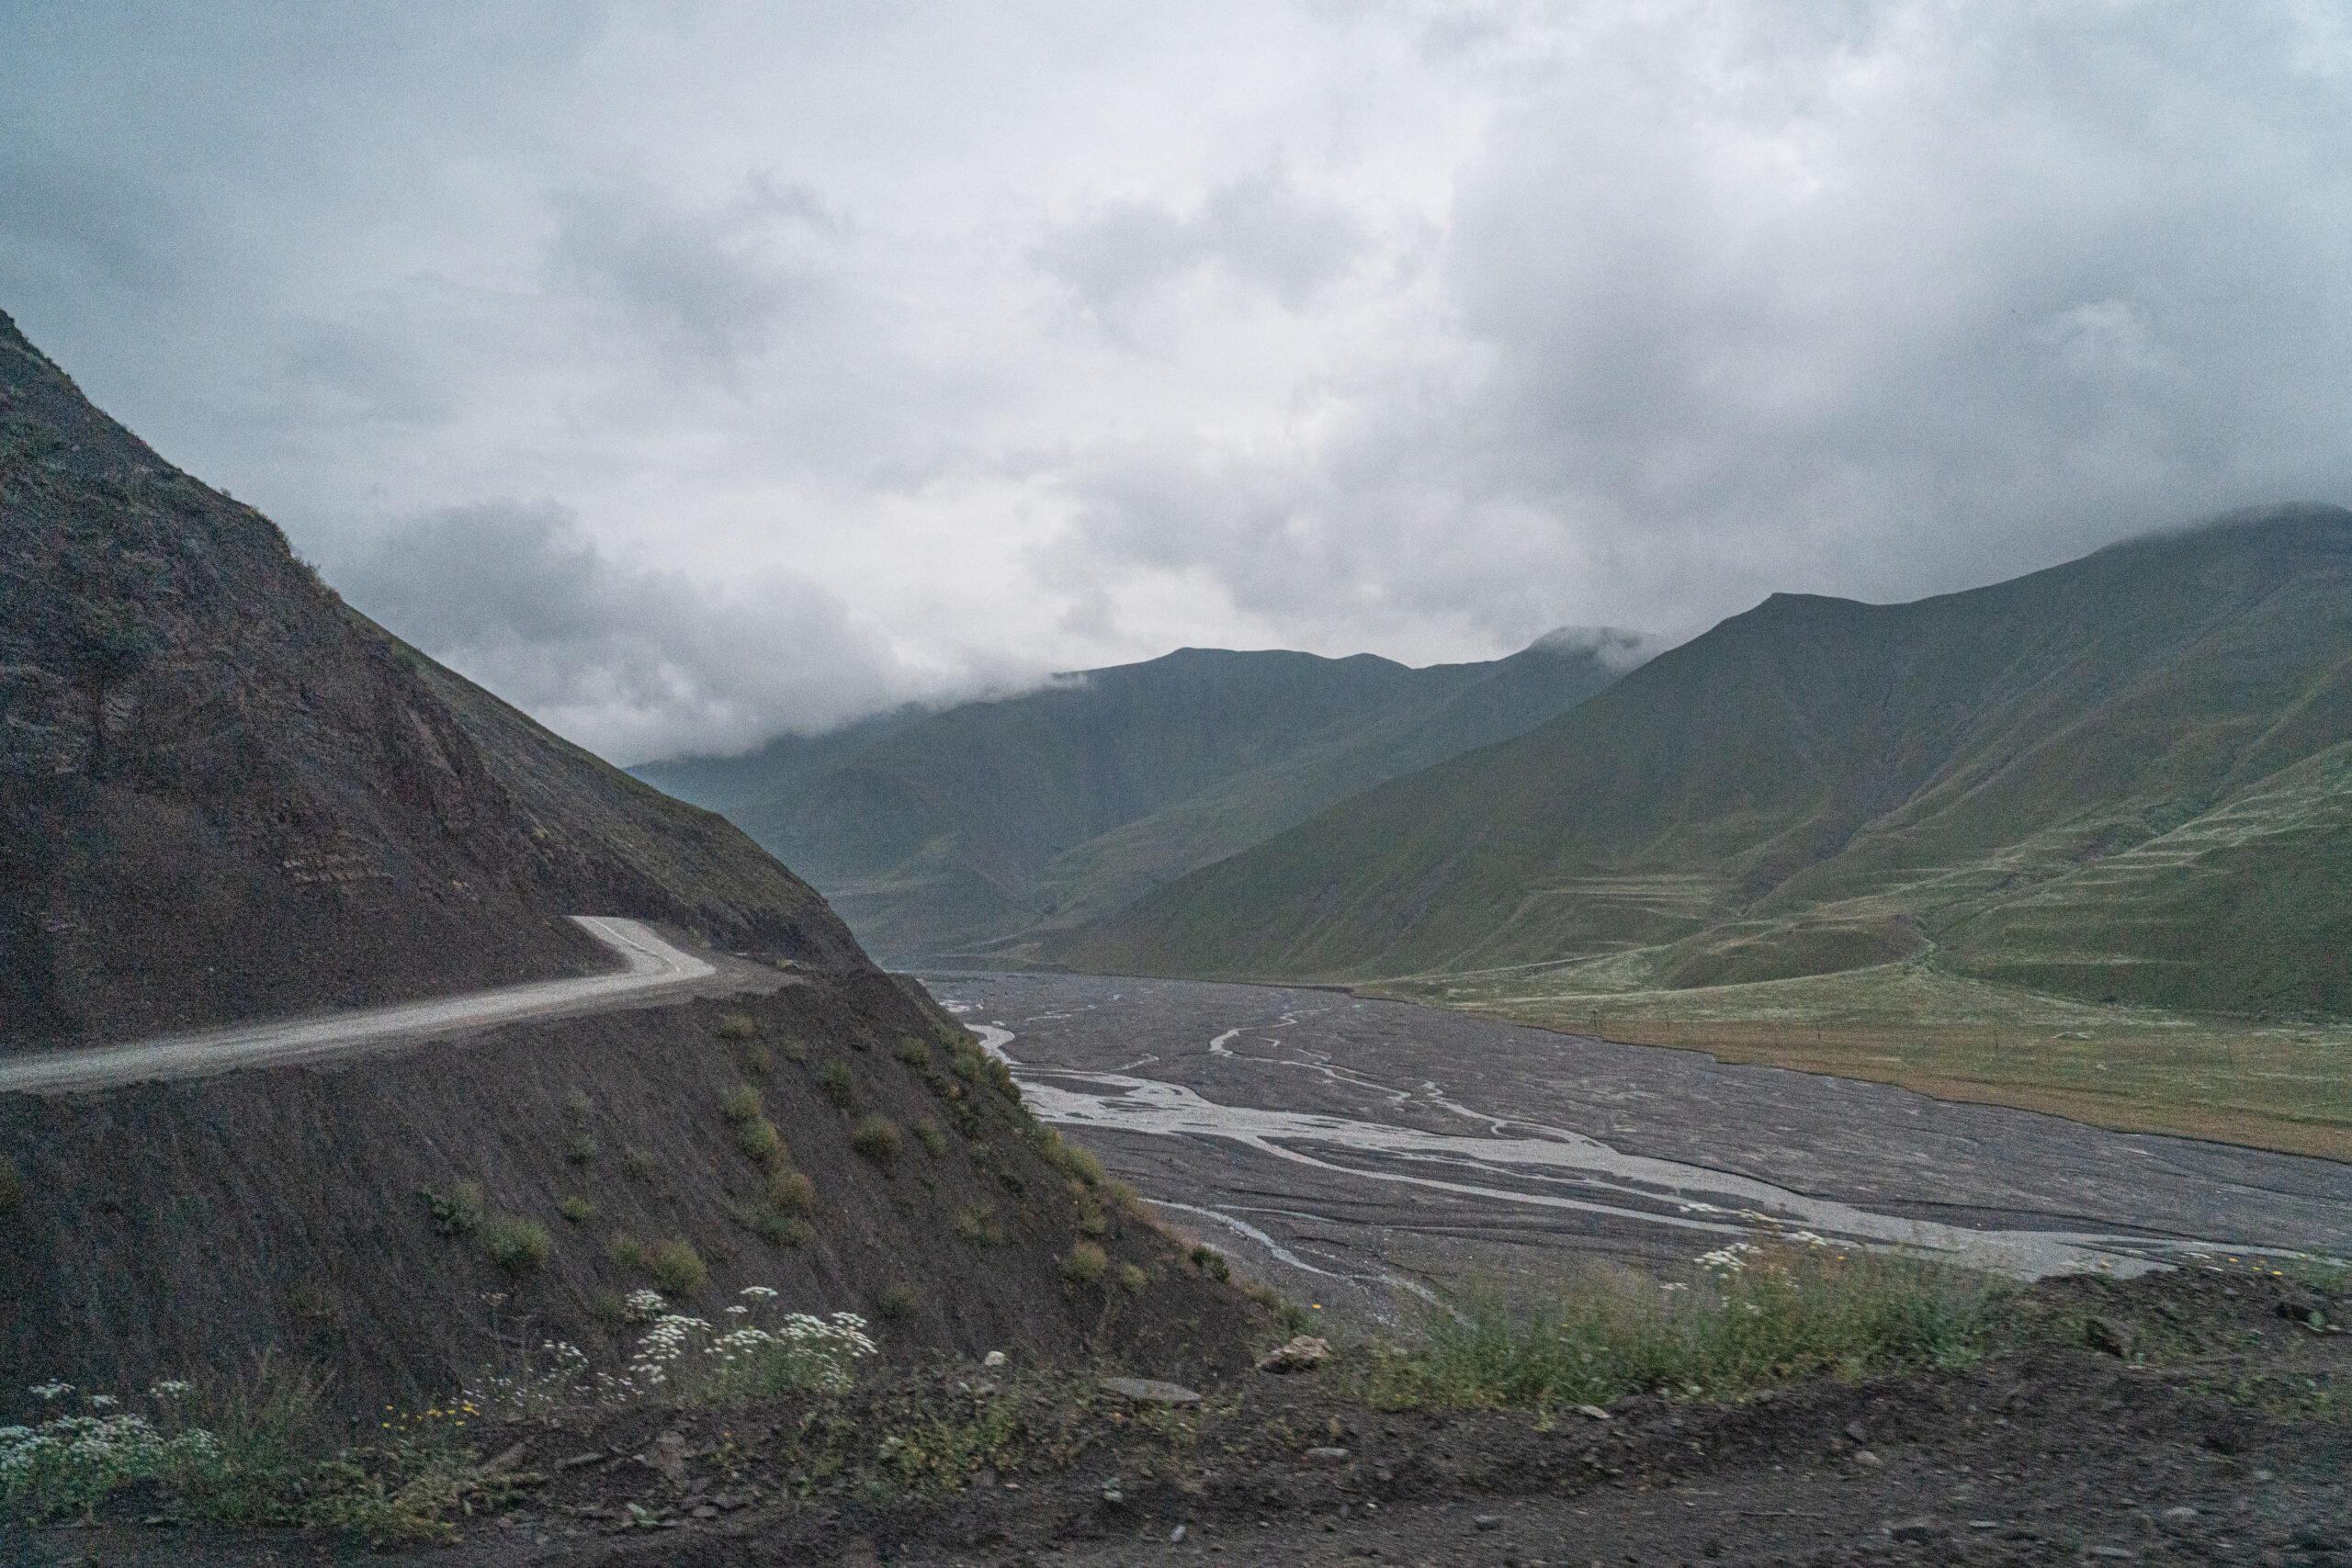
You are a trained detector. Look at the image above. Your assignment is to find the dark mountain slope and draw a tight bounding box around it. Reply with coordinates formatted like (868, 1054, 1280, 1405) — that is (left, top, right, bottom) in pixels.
(0, 310, 1263, 1411)
(1067, 506, 2352, 1017)
(637, 635, 1636, 961)
(0, 310, 858, 1049)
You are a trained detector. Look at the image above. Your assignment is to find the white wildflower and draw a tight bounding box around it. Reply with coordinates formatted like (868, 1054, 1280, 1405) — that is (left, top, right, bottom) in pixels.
(1695, 1241, 1759, 1273)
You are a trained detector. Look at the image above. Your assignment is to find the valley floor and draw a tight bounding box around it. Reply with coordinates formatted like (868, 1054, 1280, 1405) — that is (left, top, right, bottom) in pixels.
(926, 974, 2349, 1333)
(1371, 961, 2352, 1164)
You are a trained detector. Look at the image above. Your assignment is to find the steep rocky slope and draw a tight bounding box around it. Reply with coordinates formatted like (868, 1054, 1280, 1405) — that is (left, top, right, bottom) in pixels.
(0, 310, 856, 1049)
(0, 968, 1259, 1411)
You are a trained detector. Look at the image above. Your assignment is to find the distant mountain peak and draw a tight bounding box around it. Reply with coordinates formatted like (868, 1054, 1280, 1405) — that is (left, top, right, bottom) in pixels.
(1530, 625, 1671, 671)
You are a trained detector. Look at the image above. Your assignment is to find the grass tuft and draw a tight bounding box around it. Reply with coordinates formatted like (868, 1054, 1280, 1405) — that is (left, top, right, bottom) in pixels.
(739, 1117, 787, 1168)
(558, 1194, 596, 1224)
(481, 1216, 553, 1277)
(954, 1201, 1006, 1247)
(767, 1169, 815, 1213)
(1050, 1137, 1105, 1187)
(716, 1012, 757, 1041)
(649, 1237, 707, 1296)
(897, 1036, 931, 1066)
(1190, 1245, 1230, 1280)
(747, 1207, 811, 1247)
(851, 1115, 903, 1168)
(875, 1284, 916, 1320)
(622, 1146, 657, 1182)
(913, 1119, 946, 1157)
(1062, 1241, 1108, 1287)
(421, 1181, 481, 1237)
(1361, 1244, 2003, 1417)
(1116, 1263, 1149, 1294)
(718, 1083, 763, 1123)
(605, 1232, 645, 1270)
(817, 1061, 855, 1105)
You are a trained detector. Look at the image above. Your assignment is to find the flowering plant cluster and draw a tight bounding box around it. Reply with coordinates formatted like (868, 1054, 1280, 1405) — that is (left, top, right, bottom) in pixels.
(0, 1383, 220, 1517)
(469, 1287, 878, 1415)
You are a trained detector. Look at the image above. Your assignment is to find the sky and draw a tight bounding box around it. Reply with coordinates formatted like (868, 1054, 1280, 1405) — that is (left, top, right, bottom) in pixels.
(6, 2, 2350, 764)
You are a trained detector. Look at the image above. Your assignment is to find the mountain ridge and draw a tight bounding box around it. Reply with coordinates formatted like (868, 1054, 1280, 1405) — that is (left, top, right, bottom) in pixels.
(635, 631, 1648, 962)
(1061, 503, 2352, 1019)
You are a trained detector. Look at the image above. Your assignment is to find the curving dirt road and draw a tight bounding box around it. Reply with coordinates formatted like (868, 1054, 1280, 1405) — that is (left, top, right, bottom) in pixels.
(0, 917, 770, 1095)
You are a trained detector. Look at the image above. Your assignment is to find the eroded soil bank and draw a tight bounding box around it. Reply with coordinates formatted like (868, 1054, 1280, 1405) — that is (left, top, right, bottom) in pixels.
(13, 1265, 2345, 1567)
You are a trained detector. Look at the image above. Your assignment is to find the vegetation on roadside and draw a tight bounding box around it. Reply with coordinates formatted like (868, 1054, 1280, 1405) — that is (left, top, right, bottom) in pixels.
(0, 1363, 520, 1543)
(1357, 1240, 2005, 1419)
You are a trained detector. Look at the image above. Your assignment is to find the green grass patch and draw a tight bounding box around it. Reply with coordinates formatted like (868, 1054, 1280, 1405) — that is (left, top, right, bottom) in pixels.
(851, 1115, 903, 1168)
(817, 1061, 855, 1105)
(718, 1083, 763, 1123)
(1062, 1241, 1107, 1287)
(481, 1216, 552, 1276)
(421, 1181, 481, 1237)
(954, 1201, 1006, 1247)
(649, 1237, 707, 1296)
(558, 1194, 596, 1224)
(1359, 1244, 2003, 1418)
(739, 1116, 787, 1168)
(716, 1012, 757, 1041)
(606, 1231, 645, 1270)
(768, 1169, 815, 1213)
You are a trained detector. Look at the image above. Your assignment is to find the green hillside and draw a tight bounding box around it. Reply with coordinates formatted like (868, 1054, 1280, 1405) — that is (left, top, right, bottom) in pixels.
(634, 636, 1637, 961)
(1065, 505, 2352, 1021)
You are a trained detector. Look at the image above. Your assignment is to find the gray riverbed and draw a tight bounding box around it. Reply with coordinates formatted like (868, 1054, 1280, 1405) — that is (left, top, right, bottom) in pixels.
(922, 972, 2351, 1326)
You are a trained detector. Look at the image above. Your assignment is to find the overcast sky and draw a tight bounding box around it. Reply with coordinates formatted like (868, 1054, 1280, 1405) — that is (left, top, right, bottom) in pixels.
(7, 3, 2350, 762)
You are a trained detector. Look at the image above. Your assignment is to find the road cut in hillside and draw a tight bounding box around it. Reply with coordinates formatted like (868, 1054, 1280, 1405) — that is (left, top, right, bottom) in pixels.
(0, 918, 775, 1094)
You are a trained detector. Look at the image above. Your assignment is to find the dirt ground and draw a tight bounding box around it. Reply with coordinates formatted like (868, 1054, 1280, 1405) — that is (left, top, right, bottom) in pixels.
(12, 1263, 2345, 1568)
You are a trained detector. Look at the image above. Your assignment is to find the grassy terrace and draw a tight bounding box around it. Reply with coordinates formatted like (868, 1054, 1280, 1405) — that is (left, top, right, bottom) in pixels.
(1374, 958, 2352, 1163)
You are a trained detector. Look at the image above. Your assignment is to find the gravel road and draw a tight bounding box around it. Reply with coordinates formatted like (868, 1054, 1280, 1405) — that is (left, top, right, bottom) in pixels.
(926, 971, 2352, 1323)
(0, 918, 776, 1094)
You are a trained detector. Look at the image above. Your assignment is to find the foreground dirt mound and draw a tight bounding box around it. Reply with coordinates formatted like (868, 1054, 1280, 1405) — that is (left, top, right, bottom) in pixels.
(12, 1264, 2341, 1566)
(0, 310, 860, 1048)
(0, 964, 1262, 1410)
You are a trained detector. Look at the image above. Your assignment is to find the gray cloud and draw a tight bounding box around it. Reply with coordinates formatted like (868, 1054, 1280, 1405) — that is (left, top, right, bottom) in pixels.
(333, 502, 925, 763)
(1038, 167, 1369, 325)
(548, 176, 837, 381)
(6, 2, 2351, 757)
(1043, 2, 2352, 647)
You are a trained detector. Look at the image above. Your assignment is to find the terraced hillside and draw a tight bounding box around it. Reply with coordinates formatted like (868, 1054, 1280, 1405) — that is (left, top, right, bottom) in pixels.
(1068, 505, 2352, 1021)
